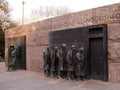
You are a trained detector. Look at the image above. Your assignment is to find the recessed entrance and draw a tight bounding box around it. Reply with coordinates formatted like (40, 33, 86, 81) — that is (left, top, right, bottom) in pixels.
(88, 25, 108, 81)
(89, 38, 104, 80)
(8, 36, 26, 70)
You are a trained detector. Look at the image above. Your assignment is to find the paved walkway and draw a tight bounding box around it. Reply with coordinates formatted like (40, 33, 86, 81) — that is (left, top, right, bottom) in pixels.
(0, 62, 120, 90)
(0, 62, 6, 72)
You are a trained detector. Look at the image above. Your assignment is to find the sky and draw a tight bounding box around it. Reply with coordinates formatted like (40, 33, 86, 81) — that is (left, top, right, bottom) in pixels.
(7, 0, 120, 23)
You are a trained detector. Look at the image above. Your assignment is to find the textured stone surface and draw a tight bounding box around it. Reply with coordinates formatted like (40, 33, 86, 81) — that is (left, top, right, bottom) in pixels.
(4, 3, 120, 82)
(108, 43, 120, 63)
(107, 24, 120, 82)
(4, 47, 8, 66)
(108, 23, 120, 41)
(108, 24, 120, 63)
(109, 63, 120, 82)
(26, 46, 46, 72)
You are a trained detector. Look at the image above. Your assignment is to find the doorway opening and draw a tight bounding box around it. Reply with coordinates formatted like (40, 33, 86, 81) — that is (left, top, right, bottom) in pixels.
(8, 36, 26, 70)
(88, 25, 108, 81)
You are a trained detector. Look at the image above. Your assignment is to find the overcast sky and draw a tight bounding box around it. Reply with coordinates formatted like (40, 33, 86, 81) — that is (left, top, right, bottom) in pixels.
(8, 0, 120, 21)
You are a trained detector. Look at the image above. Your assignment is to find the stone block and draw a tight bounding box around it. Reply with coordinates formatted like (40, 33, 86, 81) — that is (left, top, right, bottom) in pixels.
(109, 63, 120, 82)
(4, 48, 8, 66)
(26, 33, 38, 47)
(108, 43, 120, 63)
(30, 59, 42, 72)
(26, 46, 47, 71)
(108, 23, 120, 41)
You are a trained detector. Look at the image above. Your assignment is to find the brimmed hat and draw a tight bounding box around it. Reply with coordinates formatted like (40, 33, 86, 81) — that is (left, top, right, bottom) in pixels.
(71, 45, 75, 48)
(80, 47, 84, 52)
(62, 43, 66, 46)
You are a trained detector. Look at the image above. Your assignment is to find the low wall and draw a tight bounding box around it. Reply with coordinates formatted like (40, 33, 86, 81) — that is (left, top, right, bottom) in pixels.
(5, 3, 120, 82)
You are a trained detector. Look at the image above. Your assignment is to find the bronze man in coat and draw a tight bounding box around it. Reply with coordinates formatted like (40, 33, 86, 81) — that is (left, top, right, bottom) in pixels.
(8, 45, 19, 71)
(66, 45, 76, 80)
(43, 46, 50, 77)
(57, 44, 67, 79)
(50, 47, 56, 78)
(75, 47, 85, 81)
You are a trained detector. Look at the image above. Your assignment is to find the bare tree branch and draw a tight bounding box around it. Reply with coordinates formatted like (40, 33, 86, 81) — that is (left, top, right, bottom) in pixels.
(28, 6, 71, 23)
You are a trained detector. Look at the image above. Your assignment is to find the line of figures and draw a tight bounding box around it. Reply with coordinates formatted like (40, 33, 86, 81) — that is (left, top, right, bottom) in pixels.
(43, 44, 85, 81)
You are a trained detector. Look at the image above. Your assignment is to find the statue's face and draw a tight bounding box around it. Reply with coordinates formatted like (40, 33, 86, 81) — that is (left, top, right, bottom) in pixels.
(71, 45, 75, 50)
(71, 45, 75, 48)
(10, 46, 14, 50)
(14, 45, 18, 49)
(80, 48, 84, 53)
(55, 46, 58, 50)
(76, 52, 81, 61)
(62, 43, 66, 46)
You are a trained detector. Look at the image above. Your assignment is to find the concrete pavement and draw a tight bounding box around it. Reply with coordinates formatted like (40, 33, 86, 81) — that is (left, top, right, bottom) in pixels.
(0, 62, 120, 90)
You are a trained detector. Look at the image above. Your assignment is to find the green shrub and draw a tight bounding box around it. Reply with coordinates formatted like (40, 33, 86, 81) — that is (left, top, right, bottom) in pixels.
(0, 57, 4, 62)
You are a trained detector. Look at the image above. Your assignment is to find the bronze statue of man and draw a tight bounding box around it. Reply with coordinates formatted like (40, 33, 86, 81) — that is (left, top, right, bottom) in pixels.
(54, 46, 59, 77)
(50, 46, 56, 78)
(43, 46, 50, 77)
(57, 44, 67, 79)
(66, 45, 76, 80)
(75, 47, 85, 81)
(8, 45, 19, 71)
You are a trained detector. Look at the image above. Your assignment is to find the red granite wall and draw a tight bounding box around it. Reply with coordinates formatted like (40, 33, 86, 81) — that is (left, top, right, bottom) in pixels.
(5, 3, 120, 82)
(108, 23, 120, 82)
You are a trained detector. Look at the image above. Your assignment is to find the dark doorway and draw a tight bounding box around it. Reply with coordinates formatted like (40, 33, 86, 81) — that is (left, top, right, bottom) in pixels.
(88, 25, 108, 81)
(89, 38, 104, 80)
(8, 36, 26, 70)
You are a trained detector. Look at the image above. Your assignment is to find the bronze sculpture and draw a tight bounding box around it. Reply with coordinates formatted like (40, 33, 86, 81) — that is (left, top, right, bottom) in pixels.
(43, 44, 85, 81)
(54, 46, 59, 77)
(66, 45, 76, 80)
(50, 47, 56, 77)
(57, 44, 67, 78)
(75, 47, 85, 81)
(43, 46, 50, 77)
(8, 45, 19, 71)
